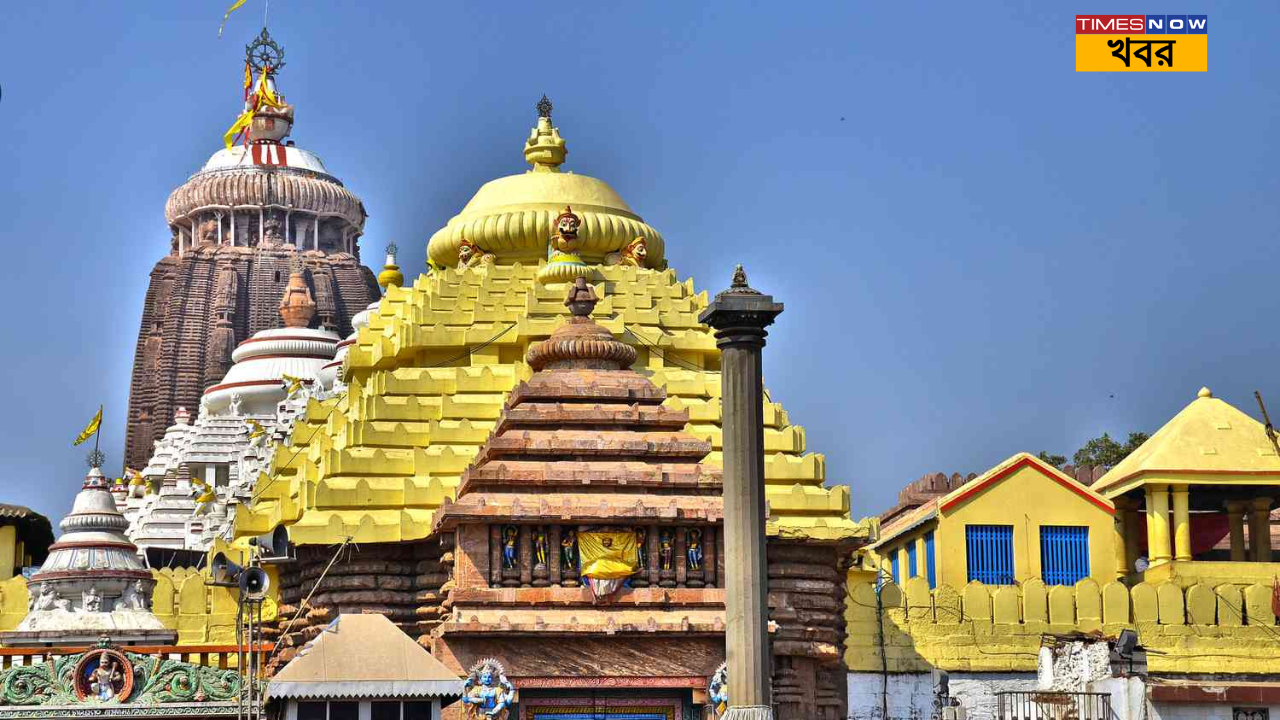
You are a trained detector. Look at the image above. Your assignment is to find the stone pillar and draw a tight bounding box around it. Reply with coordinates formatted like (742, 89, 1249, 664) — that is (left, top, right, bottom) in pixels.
(1145, 484, 1171, 565)
(1227, 501, 1247, 562)
(1172, 486, 1192, 562)
(1251, 498, 1273, 563)
(699, 265, 783, 720)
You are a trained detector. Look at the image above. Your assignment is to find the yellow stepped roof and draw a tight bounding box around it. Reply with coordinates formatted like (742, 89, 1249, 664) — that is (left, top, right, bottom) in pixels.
(235, 110, 867, 547)
(1093, 387, 1280, 496)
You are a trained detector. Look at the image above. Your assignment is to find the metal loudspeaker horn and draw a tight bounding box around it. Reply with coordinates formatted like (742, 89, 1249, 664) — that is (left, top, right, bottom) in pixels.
(210, 552, 244, 587)
(250, 525, 294, 563)
(239, 566, 270, 600)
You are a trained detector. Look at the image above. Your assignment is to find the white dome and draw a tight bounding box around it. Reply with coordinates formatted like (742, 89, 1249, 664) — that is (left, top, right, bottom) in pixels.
(203, 326, 339, 416)
(199, 143, 331, 175)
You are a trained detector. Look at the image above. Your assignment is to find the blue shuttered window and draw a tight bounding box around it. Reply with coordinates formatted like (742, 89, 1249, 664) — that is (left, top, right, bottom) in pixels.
(965, 525, 1015, 585)
(890, 552, 901, 584)
(925, 532, 937, 589)
(907, 543, 918, 578)
(1041, 525, 1090, 586)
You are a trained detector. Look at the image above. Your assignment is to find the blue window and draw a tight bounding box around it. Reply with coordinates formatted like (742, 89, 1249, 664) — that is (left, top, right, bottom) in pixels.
(1041, 526, 1090, 586)
(890, 551, 900, 584)
(965, 525, 1015, 585)
(925, 532, 937, 589)
(907, 542, 918, 578)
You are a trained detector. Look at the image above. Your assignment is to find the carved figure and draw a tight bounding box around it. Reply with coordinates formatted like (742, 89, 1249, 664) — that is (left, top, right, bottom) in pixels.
(533, 527, 548, 567)
(561, 529, 578, 568)
(198, 218, 220, 246)
(229, 394, 243, 416)
(709, 662, 729, 718)
(83, 587, 103, 613)
(659, 529, 674, 571)
(635, 527, 648, 567)
(550, 206, 581, 254)
(121, 580, 149, 611)
(457, 235, 495, 269)
(263, 215, 284, 245)
(460, 658, 515, 720)
(32, 584, 57, 611)
(91, 657, 123, 701)
(55, 596, 72, 612)
(687, 528, 703, 571)
(502, 526, 518, 570)
(605, 237, 648, 267)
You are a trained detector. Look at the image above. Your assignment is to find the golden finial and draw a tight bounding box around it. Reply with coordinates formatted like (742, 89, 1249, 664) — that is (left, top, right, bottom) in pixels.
(525, 95, 567, 171)
(378, 242, 404, 290)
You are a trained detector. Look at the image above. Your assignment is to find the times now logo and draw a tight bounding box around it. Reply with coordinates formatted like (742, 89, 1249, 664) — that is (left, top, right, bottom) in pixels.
(1076, 15, 1208, 33)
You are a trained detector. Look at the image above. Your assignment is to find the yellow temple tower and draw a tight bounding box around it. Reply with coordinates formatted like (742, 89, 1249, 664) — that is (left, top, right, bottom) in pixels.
(236, 98, 868, 718)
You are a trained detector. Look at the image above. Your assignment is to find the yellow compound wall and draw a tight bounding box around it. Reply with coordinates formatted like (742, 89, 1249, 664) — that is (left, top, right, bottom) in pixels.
(235, 262, 867, 547)
(845, 575, 1280, 674)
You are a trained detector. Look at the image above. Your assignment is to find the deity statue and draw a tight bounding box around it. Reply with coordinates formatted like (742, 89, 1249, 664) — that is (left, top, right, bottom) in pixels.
(91, 657, 124, 701)
(502, 526, 518, 570)
(83, 587, 103, 613)
(198, 218, 220, 247)
(635, 527, 648, 566)
(121, 579, 149, 611)
(31, 584, 57, 611)
(687, 528, 703, 571)
(605, 237, 648, 267)
(533, 527, 548, 567)
(457, 235, 495, 269)
(708, 662, 729, 718)
(229, 393, 244, 416)
(550, 206, 582, 255)
(460, 658, 515, 720)
(659, 529, 674, 571)
(561, 529, 578, 568)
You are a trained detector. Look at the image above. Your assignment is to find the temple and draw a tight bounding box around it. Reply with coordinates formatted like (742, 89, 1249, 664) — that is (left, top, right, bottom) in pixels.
(123, 28, 379, 472)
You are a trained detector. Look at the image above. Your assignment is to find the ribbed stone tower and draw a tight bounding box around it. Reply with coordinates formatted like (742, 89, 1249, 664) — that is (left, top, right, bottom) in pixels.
(1, 461, 175, 647)
(123, 29, 379, 471)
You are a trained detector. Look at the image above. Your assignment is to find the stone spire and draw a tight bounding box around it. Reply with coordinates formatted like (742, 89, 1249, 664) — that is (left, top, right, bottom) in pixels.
(278, 260, 316, 328)
(1, 461, 175, 646)
(525, 278, 636, 371)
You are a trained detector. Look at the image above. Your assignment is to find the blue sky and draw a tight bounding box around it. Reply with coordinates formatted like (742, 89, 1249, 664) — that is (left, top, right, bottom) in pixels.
(1, 2, 1276, 524)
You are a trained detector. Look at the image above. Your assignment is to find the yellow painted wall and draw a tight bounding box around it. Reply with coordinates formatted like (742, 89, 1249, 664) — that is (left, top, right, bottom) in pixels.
(846, 575, 1280, 674)
(0, 526, 15, 581)
(873, 463, 1116, 588)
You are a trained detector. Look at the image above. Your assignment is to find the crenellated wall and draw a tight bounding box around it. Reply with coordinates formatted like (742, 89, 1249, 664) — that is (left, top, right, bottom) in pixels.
(845, 575, 1280, 675)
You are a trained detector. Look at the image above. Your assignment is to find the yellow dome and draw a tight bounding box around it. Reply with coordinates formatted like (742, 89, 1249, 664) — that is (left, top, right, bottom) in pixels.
(426, 112, 666, 269)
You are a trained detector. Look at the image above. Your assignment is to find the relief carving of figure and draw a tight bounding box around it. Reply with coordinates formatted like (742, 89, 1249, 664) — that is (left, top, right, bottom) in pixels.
(561, 529, 578, 569)
(659, 529, 674, 572)
(32, 584, 57, 611)
(635, 527, 648, 567)
(457, 235, 495, 269)
(121, 580, 149, 611)
(550, 206, 582, 255)
(460, 658, 515, 720)
(687, 528, 703, 571)
(501, 526, 518, 570)
(91, 657, 124, 701)
(198, 218, 220, 247)
(533, 527, 548, 567)
(708, 662, 729, 718)
(262, 215, 284, 246)
(229, 393, 244, 416)
(605, 237, 648, 267)
(82, 587, 103, 613)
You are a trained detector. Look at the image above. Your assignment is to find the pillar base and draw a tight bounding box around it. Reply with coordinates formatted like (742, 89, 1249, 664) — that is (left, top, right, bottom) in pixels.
(722, 706, 774, 720)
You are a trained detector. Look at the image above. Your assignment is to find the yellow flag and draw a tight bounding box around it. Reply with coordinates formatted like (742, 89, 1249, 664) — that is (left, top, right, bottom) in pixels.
(218, 0, 248, 38)
(256, 70, 285, 109)
(223, 109, 254, 150)
(73, 406, 103, 447)
(578, 531, 639, 580)
(243, 61, 252, 96)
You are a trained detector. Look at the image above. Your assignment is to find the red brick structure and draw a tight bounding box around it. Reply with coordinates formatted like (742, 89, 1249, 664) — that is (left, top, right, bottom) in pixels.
(123, 63, 379, 471)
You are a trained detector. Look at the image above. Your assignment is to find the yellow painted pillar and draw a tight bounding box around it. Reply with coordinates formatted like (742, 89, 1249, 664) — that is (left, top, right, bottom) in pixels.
(915, 536, 928, 579)
(897, 547, 910, 582)
(1251, 497, 1273, 563)
(1112, 500, 1130, 580)
(0, 525, 15, 581)
(1227, 501, 1247, 563)
(1172, 487, 1192, 562)
(1146, 484, 1171, 565)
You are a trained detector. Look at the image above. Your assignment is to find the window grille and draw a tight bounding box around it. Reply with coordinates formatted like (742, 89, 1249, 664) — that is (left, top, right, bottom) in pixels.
(965, 524, 1015, 585)
(1235, 709, 1269, 720)
(1040, 525, 1090, 586)
(925, 532, 937, 589)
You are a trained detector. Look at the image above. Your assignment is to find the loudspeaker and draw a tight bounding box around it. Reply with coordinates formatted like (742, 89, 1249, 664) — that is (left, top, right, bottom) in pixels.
(251, 525, 293, 562)
(210, 552, 244, 587)
(240, 566, 270, 600)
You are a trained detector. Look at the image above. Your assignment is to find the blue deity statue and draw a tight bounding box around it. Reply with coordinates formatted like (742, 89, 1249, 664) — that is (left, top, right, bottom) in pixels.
(501, 526, 518, 570)
(461, 658, 515, 720)
(687, 528, 704, 570)
(708, 661, 728, 718)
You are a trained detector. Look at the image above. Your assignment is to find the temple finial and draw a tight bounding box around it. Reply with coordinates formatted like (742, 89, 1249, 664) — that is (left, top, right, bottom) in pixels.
(379, 242, 404, 290)
(86, 449, 106, 470)
(525, 96, 567, 171)
(564, 277, 598, 317)
(537, 94, 553, 119)
(732, 265, 748, 288)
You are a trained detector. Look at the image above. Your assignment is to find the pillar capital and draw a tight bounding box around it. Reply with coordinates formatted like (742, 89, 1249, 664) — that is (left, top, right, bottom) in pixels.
(697, 265, 784, 349)
(1170, 485, 1189, 496)
(1252, 497, 1274, 512)
(1227, 500, 1246, 513)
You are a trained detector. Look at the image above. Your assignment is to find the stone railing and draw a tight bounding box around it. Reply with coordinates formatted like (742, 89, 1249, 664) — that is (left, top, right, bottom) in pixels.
(0, 642, 272, 672)
(845, 575, 1280, 675)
